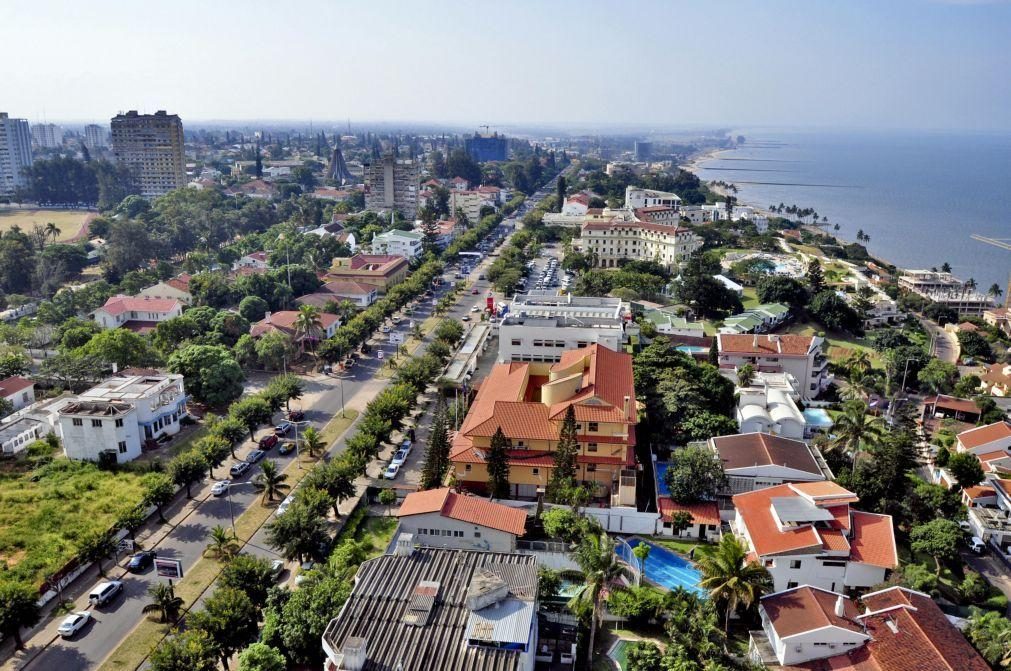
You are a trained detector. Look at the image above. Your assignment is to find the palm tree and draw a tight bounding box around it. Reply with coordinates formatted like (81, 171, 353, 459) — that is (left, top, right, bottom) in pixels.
(736, 364, 755, 388)
(830, 399, 886, 462)
(336, 299, 358, 323)
(141, 583, 184, 623)
(941, 262, 952, 274)
(697, 535, 772, 634)
(45, 222, 61, 243)
(293, 304, 324, 353)
(632, 543, 650, 586)
(253, 459, 290, 504)
(843, 349, 872, 382)
(569, 532, 635, 660)
(204, 525, 240, 560)
(300, 426, 325, 459)
(989, 283, 1004, 302)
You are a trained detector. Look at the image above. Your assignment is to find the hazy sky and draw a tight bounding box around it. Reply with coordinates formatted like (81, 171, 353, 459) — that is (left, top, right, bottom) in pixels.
(3, 0, 1011, 131)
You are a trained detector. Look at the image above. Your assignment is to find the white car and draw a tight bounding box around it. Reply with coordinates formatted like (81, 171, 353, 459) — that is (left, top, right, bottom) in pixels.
(270, 559, 286, 581)
(211, 481, 230, 497)
(390, 449, 408, 468)
(384, 463, 401, 480)
(379, 325, 391, 333)
(275, 497, 293, 517)
(401, 439, 413, 455)
(470, 306, 480, 312)
(58, 611, 91, 638)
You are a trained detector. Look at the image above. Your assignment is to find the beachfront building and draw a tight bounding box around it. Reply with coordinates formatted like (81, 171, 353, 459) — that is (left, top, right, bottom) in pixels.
(717, 334, 831, 402)
(710, 433, 831, 496)
(92, 295, 183, 332)
(749, 585, 988, 670)
(625, 186, 682, 210)
(326, 254, 410, 293)
(450, 344, 638, 504)
(396, 488, 527, 552)
(732, 481, 898, 592)
(576, 219, 703, 270)
(899, 269, 995, 316)
(321, 543, 539, 671)
(497, 292, 629, 364)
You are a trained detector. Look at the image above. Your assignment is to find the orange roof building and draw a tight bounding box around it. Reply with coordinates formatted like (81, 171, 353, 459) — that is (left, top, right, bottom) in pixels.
(397, 488, 527, 552)
(717, 334, 830, 402)
(957, 420, 1011, 455)
(732, 482, 897, 593)
(450, 344, 638, 504)
(250, 310, 340, 344)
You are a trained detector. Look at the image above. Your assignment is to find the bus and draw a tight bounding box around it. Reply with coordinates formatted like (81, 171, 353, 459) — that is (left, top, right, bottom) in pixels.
(458, 251, 482, 262)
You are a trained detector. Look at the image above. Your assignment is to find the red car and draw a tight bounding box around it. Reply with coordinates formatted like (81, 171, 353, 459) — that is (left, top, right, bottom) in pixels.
(258, 434, 279, 450)
(471, 288, 479, 294)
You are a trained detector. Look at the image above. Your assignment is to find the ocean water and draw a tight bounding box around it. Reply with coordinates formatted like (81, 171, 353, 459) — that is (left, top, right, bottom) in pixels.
(695, 129, 1011, 294)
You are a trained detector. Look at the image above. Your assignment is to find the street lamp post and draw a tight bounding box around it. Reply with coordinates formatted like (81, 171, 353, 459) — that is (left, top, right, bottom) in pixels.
(224, 482, 255, 535)
(291, 419, 310, 470)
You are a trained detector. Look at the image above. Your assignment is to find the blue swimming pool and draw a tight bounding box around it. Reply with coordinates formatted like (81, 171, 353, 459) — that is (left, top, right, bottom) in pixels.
(803, 408, 834, 428)
(675, 345, 709, 355)
(655, 462, 672, 497)
(616, 538, 705, 595)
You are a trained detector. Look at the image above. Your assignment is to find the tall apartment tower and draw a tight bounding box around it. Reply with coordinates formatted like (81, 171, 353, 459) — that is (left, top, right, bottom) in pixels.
(84, 124, 108, 149)
(364, 154, 419, 218)
(110, 110, 186, 198)
(31, 123, 63, 148)
(0, 113, 33, 196)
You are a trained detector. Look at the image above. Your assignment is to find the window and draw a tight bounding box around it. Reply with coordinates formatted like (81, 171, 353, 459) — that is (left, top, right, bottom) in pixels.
(91, 419, 102, 428)
(532, 468, 539, 475)
(118, 441, 128, 454)
(516, 441, 525, 448)
(587, 443, 598, 452)
(72, 418, 83, 426)
(586, 464, 596, 472)
(474, 531, 482, 538)
(822, 560, 847, 567)
(115, 419, 124, 428)
(511, 339, 522, 346)
(464, 464, 472, 472)
(764, 559, 774, 568)
(453, 530, 464, 538)
(787, 581, 799, 589)
(588, 422, 599, 432)
(790, 560, 802, 569)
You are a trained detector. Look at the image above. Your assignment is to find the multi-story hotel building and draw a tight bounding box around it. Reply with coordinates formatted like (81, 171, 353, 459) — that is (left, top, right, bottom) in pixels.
(450, 344, 638, 505)
(575, 219, 703, 269)
(110, 110, 186, 198)
(364, 154, 419, 218)
(0, 113, 32, 196)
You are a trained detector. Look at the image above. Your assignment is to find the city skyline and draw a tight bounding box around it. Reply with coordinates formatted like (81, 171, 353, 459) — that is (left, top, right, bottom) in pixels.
(4, 0, 1011, 131)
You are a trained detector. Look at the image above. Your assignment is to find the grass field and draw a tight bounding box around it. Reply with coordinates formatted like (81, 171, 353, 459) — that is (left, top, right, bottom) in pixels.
(784, 322, 882, 368)
(0, 459, 147, 586)
(0, 208, 91, 241)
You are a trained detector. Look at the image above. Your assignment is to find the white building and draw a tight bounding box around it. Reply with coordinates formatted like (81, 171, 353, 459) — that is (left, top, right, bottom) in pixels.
(92, 295, 183, 330)
(754, 586, 868, 667)
(497, 292, 628, 363)
(138, 274, 194, 305)
(0, 417, 45, 456)
(561, 193, 591, 215)
(448, 190, 495, 223)
(0, 113, 33, 196)
(0, 376, 35, 414)
(899, 269, 994, 316)
(396, 487, 527, 552)
(372, 229, 424, 259)
(737, 386, 807, 440)
(31, 123, 63, 149)
(956, 420, 1011, 456)
(58, 374, 188, 463)
(84, 124, 108, 149)
(233, 251, 270, 270)
(625, 186, 681, 210)
(718, 334, 830, 402)
(640, 309, 704, 337)
(576, 219, 704, 269)
(733, 482, 897, 593)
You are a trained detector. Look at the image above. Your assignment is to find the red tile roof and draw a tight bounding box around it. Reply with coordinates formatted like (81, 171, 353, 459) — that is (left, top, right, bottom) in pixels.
(923, 394, 980, 415)
(734, 485, 825, 557)
(0, 376, 33, 398)
(711, 432, 823, 476)
(963, 484, 996, 500)
(958, 421, 1011, 450)
(398, 488, 526, 536)
(658, 498, 720, 526)
(164, 273, 192, 293)
(250, 311, 339, 339)
(718, 334, 816, 357)
(97, 295, 181, 316)
(321, 280, 376, 296)
(848, 511, 898, 569)
(761, 586, 864, 638)
(790, 481, 861, 505)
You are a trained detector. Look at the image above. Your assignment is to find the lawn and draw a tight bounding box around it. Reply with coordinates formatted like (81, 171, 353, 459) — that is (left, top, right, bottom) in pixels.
(741, 287, 760, 310)
(0, 207, 92, 241)
(650, 537, 715, 560)
(353, 516, 399, 559)
(0, 459, 148, 586)
(783, 322, 882, 368)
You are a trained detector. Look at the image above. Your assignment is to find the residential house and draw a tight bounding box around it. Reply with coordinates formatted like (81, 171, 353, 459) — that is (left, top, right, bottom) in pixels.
(312, 186, 354, 202)
(92, 295, 183, 332)
(322, 543, 539, 671)
(981, 362, 1011, 397)
(957, 421, 1011, 456)
(656, 499, 722, 541)
(327, 254, 410, 293)
(450, 344, 638, 505)
(297, 280, 377, 309)
(718, 334, 830, 402)
(372, 229, 424, 259)
(984, 307, 1011, 336)
(732, 482, 898, 592)
(250, 310, 340, 345)
(59, 401, 141, 462)
(0, 376, 35, 414)
(449, 190, 495, 223)
(561, 193, 591, 215)
(0, 417, 45, 456)
(139, 274, 194, 305)
(750, 585, 989, 670)
(233, 251, 270, 271)
(397, 488, 527, 552)
(922, 394, 982, 424)
(641, 309, 704, 337)
(223, 179, 277, 200)
(967, 477, 1011, 551)
(718, 303, 791, 335)
(710, 432, 831, 497)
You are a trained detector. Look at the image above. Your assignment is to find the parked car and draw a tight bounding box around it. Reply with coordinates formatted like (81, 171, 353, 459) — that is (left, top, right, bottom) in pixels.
(470, 306, 480, 312)
(230, 461, 252, 477)
(211, 481, 230, 496)
(970, 536, 987, 553)
(89, 580, 124, 607)
(390, 449, 408, 467)
(379, 325, 391, 333)
(246, 449, 266, 463)
(471, 288, 479, 294)
(259, 434, 279, 449)
(127, 550, 157, 572)
(461, 316, 471, 322)
(270, 559, 286, 581)
(287, 410, 305, 421)
(58, 611, 91, 638)
(275, 497, 293, 516)
(278, 441, 295, 456)
(274, 421, 293, 436)
(383, 463, 401, 480)
(401, 439, 413, 454)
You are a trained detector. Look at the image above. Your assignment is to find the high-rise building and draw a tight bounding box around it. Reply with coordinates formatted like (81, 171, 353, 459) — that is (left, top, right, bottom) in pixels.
(110, 110, 186, 198)
(31, 123, 63, 149)
(364, 154, 419, 218)
(465, 133, 508, 162)
(633, 140, 652, 162)
(0, 113, 33, 196)
(84, 124, 108, 149)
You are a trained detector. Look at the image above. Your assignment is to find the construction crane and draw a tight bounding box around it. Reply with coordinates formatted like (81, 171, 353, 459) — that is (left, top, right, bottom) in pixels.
(970, 234, 1011, 307)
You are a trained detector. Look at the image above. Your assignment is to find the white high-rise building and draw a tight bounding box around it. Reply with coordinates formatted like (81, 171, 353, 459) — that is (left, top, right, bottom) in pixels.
(31, 123, 63, 148)
(0, 113, 33, 196)
(84, 124, 108, 149)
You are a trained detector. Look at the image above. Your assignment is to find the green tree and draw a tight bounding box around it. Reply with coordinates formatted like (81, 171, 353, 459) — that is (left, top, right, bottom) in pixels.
(570, 531, 634, 659)
(265, 373, 304, 412)
(238, 295, 270, 323)
(378, 488, 397, 516)
(168, 344, 244, 406)
(966, 610, 1011, 668)
(830, 399, 886, 462)
(254, 331, 296, 371)
(697, 535, 772, 632)
(917, 358, 958, 395)
(253, 459, 291, 504)
(954, 374, 982, 399)
(149, 629, 219, 671)
(947, 451, 986, 489)
(809, 290, 862, 332)
(143, 472, 176, 522)
(188, 587, 260, 670)
(555, 175, 566, 212)
(142, 582, 184, 623)
(486, 427, 511, 499)
(632, 543, 651, 586)
(958, 330, 993, 360)
(548, 405, 579, 501)
(230, 395, 273, 440)
(79, 328, 158, 368)
(626, 641, 664, 671)
(420, 397, 450, 490)
(756, 275, 808, 308)
(237, 643, 286, 671)
(204, 525, 240, 561)
(708, 337, 718, 366)
(910, 518, 962, 575)
(0, 580, 42, 650)
(302, 457, 357, 520)
(220, 554, 276, 609)
(265, 499, 330, 563)
(79, 532, 117, 577)
(293, 304, 324, 352)
(805, 258, 825, 294)
(736, 363, 755, 388)
(664, 444, 728, 504)
(212, 416, 248, 458)
(198, 435, 231, 480)
(169, 450, 207, 498)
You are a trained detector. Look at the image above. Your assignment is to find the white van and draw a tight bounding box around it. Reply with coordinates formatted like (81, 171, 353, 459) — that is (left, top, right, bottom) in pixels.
(89, 580, 124, 607)
(969, 536, 986, 554)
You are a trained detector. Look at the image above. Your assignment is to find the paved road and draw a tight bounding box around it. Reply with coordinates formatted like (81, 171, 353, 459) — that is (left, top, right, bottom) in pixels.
(919, 316, 959, 364)
(14, 180, 563, 670)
